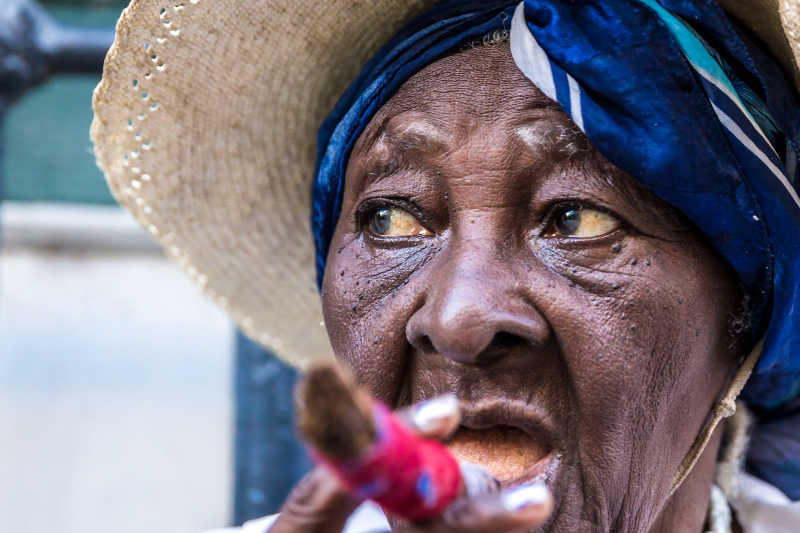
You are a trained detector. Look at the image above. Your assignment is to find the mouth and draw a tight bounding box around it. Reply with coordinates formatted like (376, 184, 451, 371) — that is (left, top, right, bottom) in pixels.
(445, 401, 560, 487)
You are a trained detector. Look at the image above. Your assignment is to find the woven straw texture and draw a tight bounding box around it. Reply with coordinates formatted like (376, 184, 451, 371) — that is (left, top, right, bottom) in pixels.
(92, 0, 800, 369)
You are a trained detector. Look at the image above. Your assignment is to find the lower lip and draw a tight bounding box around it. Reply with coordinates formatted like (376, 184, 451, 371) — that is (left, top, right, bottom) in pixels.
(446, 426, 560, 487)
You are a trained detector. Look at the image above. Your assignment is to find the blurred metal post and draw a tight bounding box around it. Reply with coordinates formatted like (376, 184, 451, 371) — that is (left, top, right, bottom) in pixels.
(0, 0, 114, 180)
(0, 0, 113, 241)
(0, 0, 113, 105)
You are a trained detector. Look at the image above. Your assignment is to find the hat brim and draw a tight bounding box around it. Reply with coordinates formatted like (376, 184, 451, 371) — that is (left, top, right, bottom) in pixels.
(92, 0, 800, 369)
(719, 0, 800, 94)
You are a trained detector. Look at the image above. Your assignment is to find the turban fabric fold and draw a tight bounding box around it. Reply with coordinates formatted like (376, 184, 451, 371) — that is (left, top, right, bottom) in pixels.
(311, 0, 800, 497)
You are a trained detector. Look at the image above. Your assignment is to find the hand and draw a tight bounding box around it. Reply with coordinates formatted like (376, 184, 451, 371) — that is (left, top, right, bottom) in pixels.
(269, 395, 553, 533)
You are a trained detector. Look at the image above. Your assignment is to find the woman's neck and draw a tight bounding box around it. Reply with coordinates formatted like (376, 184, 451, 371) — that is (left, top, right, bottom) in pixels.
(649, 425, 723, 533)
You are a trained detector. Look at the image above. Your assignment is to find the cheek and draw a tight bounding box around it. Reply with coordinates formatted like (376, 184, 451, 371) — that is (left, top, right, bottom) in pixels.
(321, 231, 437, 404)
(534, 237, 692, 419)
(539, 234, 736, 400)
(543, 235, 739, 505)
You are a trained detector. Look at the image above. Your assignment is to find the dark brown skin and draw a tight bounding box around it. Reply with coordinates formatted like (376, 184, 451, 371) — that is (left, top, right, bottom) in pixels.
(272, 43, 744, 533)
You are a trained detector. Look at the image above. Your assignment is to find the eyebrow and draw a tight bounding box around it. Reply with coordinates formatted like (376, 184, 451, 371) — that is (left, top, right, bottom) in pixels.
(389, 118, 448, 150)
(358, 115, 448, 186)
(513, 117, 655, 206)
(514, 121, 590, 160)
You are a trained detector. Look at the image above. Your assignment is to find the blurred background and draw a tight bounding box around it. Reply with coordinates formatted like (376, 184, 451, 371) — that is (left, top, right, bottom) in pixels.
(0, 1, 309, 531)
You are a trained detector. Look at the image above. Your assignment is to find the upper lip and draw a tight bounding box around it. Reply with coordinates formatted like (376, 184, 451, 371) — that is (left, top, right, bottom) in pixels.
(454, 398, 558, 449)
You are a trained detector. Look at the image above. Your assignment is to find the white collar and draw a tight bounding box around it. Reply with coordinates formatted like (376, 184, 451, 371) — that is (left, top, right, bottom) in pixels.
(212, 471, 799, 533)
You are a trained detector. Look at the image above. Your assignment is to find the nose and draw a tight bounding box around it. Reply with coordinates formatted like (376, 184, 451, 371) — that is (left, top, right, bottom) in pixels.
(406, 243, 551, 366)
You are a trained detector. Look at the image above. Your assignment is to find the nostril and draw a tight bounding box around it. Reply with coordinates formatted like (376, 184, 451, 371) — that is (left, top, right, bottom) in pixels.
(491, 331, 526, 350)
(472, 332, 528, 367)
(417, 335, 435, 353)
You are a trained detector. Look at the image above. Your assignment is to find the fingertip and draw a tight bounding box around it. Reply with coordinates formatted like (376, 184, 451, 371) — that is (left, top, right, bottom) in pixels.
(442, 481, 553, 532)
(500, 481, 551, 511)
(399, 393, 461, 438)
(500, 481, 553, 522)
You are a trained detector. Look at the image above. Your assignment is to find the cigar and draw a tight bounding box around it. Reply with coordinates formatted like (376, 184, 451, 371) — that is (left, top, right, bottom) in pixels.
(295, 362, 463, 520)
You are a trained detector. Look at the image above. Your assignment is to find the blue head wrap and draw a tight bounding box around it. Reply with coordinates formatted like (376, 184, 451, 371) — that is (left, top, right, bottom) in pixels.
(311, 0, 800, 496)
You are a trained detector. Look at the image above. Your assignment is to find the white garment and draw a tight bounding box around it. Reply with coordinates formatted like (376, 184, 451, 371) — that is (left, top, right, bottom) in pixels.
(208, 473, 799, 533)
(728, 472, 800, 533)
(205, 501, 389, 533)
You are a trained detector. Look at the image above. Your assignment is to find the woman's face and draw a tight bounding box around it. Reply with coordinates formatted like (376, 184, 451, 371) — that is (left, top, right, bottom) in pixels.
(321, 44, 742, 531)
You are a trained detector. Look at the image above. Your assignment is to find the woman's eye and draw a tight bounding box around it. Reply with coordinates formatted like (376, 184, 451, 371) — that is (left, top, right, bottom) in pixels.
(368, 207, 433, 237)
(549, 207, 621, 238)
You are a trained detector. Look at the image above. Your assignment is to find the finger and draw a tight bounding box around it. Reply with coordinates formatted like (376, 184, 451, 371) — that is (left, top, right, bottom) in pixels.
(268, 466, 359, 533)
(459, 460, 501, 497)
(394, 394, 461, 440)
(440, 480, 553, 533)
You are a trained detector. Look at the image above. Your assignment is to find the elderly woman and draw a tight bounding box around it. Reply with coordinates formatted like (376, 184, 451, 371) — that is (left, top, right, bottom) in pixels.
(92, 1, 799, 532)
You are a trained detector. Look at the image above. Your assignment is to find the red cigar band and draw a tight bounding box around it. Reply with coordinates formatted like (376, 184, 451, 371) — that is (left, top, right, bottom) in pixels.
(310, 402, 462, 520)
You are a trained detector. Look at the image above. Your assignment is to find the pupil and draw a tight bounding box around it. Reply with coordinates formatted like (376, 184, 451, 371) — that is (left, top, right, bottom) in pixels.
(370, 208, 392, 235)
(556, 209, 581, 235)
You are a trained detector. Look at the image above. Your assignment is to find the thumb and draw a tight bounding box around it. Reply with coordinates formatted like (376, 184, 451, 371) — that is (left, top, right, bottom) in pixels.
(268, 467, 359, 533)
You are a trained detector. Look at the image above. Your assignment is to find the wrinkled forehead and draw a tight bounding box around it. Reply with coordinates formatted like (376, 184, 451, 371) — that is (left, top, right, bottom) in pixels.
(345, 43, 661, 213)
(353, 44, 563, 153)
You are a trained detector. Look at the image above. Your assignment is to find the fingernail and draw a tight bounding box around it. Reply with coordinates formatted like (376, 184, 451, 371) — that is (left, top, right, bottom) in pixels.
(501, 480, 550, 511)
(412, 394, 460, 433)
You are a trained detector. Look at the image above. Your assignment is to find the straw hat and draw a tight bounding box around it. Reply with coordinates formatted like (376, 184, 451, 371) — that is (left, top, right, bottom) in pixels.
(91, 0, 800, 369)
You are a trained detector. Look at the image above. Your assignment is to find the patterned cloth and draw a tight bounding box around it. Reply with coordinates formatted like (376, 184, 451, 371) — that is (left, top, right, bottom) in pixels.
(311, 0, 800, 498)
